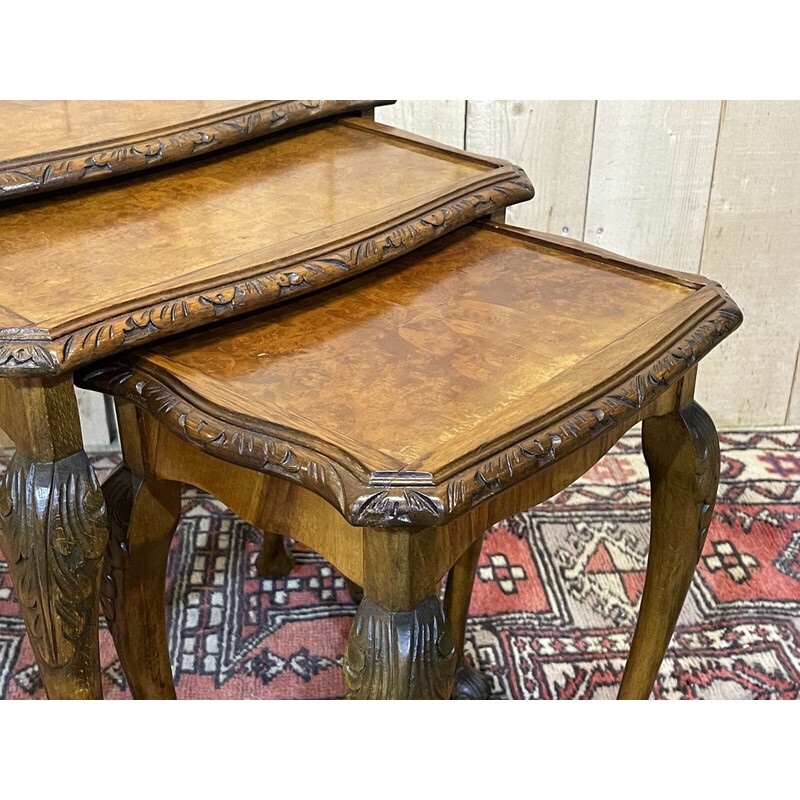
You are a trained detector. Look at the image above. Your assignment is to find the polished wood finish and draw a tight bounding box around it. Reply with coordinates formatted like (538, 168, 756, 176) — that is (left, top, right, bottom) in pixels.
(444, 535, 489, 699)
(0, 119, 532, 376)
(0, 375, 108, 698)
(96, 374, 700, 699)
(0, 100, 391, 200)
(0, 103, 531, 701)
(80, 223, 741, 527)
(78, 222, 741, 699)
(618, 400, 720, 699)
(101, 401, 181, 699)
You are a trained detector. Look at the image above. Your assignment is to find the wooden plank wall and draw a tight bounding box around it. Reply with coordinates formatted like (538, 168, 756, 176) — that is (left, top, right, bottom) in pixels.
(466, 101, 595, 236)
(14, 100, 796, 445)
(583, 101, 720, 271)
(375, 100, 466, 148)
(381, 99, 800, 427)
(696, 101, 800, 425)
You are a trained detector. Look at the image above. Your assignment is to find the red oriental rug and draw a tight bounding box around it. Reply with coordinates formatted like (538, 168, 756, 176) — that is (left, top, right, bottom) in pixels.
(1, 427, 799, 699)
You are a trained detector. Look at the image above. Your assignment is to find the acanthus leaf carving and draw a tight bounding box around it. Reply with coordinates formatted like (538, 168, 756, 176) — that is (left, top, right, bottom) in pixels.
(351, 488, 444, 528)
(98, 464, 138, 636)
(0, 342, 59, 371)
(0, 450, 107, 668)
(79, 364, 350, 515)
(0, 101, 383, 201)
(344, 596, 456, 699)
(683, 403, 721, 559)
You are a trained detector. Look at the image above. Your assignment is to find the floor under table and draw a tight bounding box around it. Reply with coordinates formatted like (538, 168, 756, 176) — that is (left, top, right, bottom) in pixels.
(1, 426, 798, 700)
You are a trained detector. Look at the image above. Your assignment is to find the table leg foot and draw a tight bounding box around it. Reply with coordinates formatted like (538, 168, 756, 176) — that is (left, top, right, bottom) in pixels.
(344, 595, 456, 699)
(0, 449, 107, 699)
(451, 657, 490, 699)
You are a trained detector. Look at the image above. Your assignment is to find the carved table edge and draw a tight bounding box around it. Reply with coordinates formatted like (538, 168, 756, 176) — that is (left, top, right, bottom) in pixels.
(0, 101, 390, 201)
(0, 170, 534, 377)
(76, 288, 742, 530)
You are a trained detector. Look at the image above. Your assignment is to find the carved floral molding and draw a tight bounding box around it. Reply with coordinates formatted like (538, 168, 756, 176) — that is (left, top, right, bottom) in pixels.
(77, 289, 741, 529)
(0, 101, 385, 200)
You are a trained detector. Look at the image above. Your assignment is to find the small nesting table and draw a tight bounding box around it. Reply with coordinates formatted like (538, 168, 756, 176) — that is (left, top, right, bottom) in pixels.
(77, 222, 741, 699)
(0, 101, 532, 699)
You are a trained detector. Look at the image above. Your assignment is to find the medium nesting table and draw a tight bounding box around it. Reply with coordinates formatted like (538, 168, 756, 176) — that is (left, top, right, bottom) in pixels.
(77, 222, 741, 700)
(0, 101, 532, 699)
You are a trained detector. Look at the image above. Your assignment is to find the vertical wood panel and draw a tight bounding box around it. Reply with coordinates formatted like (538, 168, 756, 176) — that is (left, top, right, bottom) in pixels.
(375, 101, 465, 148)
(465, 100, 595, 236)
(584, 101, 721, 271)
(695, 101, 800, 426)
(75, 387, 115, 446)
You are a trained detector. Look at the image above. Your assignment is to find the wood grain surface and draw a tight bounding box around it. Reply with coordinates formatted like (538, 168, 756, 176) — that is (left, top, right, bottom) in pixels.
(0, 100, 392, 200)
(0, 117, 532, 376)
(78, 222, 741, 528)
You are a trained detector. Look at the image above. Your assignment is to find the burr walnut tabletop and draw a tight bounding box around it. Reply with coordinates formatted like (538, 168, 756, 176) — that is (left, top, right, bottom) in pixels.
(76, 220, 742, 700)
(79, 221, 741, 528)
(0, 117, 531, 376)
(0, 100, 391, 201)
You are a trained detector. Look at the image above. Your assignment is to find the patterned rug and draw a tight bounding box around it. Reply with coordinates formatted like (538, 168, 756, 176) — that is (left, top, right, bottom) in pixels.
(1, 427, 799, 700)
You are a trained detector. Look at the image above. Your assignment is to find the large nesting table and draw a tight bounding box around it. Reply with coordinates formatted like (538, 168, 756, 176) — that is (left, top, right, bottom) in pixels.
(0, 104, 532, 698)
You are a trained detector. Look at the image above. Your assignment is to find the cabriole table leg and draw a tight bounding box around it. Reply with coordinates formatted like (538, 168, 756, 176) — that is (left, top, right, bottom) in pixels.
(619, 400, 720, 699)
(0, 375, 109, 699)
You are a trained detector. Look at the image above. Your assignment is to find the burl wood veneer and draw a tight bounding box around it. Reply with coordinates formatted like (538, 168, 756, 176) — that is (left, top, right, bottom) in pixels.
(0, 118, 532, 376)
(0, 100, 391, 200)
(77, 222, 742, 700)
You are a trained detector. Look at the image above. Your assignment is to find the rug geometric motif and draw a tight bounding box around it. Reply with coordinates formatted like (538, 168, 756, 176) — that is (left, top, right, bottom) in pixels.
(1, 427, 799, 699)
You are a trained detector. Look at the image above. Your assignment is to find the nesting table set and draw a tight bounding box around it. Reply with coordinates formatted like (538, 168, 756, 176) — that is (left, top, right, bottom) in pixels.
(0, 100, 741, 699)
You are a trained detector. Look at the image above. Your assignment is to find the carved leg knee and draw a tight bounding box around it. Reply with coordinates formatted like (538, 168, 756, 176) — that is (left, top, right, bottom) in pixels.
(0, 450, 108, 699)
(344, 595, 457, 699)
(255, 532, 294, 579)
(619, 402, 720, 699)
(102, 463, 181, 700)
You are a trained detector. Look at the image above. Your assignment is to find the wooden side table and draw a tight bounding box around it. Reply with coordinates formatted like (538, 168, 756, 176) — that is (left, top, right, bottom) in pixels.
(77, 222, 742, 699)
(0, 110, 532, 699)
